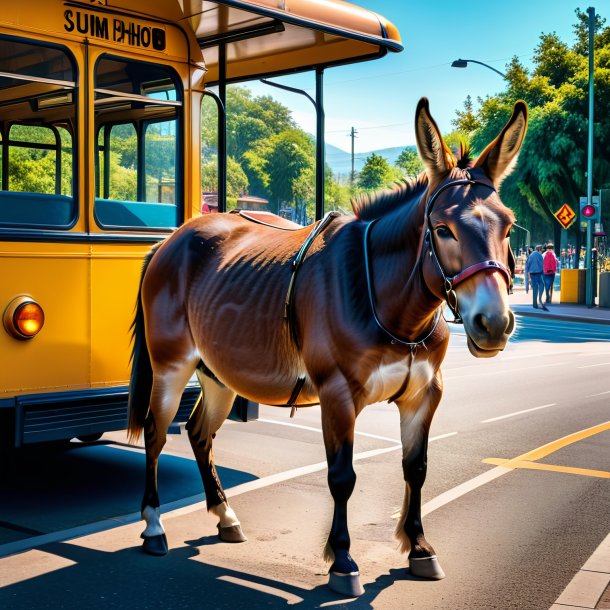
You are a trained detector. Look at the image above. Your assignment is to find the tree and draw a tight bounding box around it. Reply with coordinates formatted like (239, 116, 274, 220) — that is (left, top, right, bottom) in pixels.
(463, 9, 610, 249)
(395, 147, 423, 178)
(357, 153, 393, 190)
(201, 155, 248, 203)
(452, 95, 481, 133)
(265, 129, 314, 213)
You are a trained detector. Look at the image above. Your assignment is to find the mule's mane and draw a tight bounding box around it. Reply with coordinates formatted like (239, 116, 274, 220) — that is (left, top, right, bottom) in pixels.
(351, 174, 429, 221)
(456, 142, 474, 169)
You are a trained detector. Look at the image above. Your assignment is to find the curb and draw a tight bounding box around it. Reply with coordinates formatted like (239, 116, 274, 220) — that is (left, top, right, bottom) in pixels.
(513, 308, 610, 326)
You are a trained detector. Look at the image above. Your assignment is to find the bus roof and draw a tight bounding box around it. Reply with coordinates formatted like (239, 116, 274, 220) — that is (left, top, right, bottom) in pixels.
(190, 0, 403, 83)
(108, 0, 402, 83)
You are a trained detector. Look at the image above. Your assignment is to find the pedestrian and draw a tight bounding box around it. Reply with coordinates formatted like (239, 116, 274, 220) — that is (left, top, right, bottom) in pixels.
(525, 244, 547, 310)
(543, 243, 558, 303)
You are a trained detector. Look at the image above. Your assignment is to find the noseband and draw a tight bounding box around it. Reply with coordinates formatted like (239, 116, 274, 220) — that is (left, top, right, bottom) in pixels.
(424, 174, 512, 323)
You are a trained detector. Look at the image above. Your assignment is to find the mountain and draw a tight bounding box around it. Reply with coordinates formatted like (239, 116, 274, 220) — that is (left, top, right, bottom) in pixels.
(325, 143, 416, 176)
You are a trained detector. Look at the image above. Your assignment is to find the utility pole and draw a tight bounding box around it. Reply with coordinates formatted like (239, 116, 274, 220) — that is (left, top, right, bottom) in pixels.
(586, 6, 595, 306)
(349, 127, 358, 186)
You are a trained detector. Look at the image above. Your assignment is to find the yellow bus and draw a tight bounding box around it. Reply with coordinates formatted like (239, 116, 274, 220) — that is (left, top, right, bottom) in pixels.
(0, 0, 401, 448)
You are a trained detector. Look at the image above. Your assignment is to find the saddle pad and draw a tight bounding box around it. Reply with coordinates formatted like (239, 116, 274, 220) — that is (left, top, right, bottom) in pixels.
(230, 209, 302, 231)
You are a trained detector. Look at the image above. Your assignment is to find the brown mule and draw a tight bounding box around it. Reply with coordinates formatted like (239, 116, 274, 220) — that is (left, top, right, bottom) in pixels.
(127, 97, 527, 596)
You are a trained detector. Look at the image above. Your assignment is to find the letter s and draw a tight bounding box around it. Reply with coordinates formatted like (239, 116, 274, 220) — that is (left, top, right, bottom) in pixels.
(64, 10, 75, 32)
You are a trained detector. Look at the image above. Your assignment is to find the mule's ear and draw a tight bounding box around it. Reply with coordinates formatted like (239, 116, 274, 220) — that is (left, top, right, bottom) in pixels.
(474, 100, 528, 186)
(415, 97, 456, 184)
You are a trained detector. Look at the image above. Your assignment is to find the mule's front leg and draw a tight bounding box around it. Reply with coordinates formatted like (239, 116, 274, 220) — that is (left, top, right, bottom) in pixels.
(320, 384, 363, 597)
(396, 370, 445, 580)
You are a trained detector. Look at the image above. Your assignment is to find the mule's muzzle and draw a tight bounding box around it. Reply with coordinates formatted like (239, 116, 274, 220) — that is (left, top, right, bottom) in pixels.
(464, 308, 514, 358)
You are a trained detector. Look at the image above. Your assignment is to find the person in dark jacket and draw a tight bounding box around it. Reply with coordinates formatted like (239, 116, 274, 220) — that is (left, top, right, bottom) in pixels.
(525, 245, 547, 310)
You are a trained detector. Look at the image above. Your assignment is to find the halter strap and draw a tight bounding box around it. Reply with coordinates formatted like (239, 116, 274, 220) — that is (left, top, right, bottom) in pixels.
(425, 173, 512, 323)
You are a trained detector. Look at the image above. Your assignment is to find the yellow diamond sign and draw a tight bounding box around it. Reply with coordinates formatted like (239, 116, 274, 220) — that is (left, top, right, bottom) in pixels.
(555, 204, 576, 229)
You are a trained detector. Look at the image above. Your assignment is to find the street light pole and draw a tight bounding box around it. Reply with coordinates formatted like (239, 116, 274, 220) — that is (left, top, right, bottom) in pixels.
(451, 58, 506, 79)
(586, 7, 596, 306)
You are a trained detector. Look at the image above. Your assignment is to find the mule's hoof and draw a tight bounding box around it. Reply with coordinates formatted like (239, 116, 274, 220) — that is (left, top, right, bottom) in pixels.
(328, 571, 364, 597)
(141, 533, 168, 556)
(409, 555, 446, 580)
(217, 523, 247, 543)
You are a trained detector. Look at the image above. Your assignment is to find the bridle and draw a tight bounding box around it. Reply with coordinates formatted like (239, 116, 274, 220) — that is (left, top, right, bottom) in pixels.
(424, 172, 512, 323)
(363, 172, 513, 350)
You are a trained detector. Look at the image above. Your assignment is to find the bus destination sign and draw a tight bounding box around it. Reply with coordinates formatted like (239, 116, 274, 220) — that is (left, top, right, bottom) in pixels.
(64, 9, 166, 51)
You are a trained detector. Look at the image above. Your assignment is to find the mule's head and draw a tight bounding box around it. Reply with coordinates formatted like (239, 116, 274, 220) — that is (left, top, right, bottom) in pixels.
(416, 97, 528, 357)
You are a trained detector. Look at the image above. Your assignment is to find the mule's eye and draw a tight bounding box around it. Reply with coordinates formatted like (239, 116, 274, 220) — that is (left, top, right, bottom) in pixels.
(506, 228, 512, 239)
(435, 225, 454, 239)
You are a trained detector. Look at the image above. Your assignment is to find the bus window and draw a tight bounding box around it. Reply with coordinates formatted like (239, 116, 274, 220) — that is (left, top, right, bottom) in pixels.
(94, 56, 182, 230)
(0, 36, 76, 228)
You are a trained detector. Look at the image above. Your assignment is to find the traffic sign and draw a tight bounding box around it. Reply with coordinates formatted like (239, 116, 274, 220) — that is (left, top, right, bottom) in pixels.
(555, 203, 576, 229)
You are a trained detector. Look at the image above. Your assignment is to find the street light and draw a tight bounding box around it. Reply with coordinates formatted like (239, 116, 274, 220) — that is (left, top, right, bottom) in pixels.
(451, 58, 506, 79)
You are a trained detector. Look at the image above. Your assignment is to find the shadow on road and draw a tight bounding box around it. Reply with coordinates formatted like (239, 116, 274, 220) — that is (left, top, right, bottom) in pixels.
(0, 538, 425, 609)
(0, 442, 257, 547)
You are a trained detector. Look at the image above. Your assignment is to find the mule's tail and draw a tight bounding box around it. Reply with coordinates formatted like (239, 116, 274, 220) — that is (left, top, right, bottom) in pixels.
(127, 246, 159, 443)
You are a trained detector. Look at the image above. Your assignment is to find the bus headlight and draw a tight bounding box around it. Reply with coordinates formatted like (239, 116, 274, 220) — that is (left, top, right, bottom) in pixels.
(3, 296, 45, 340)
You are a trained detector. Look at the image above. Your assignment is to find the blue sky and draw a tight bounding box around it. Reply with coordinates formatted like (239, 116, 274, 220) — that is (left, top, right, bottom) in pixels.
(246, 0, 588, 153)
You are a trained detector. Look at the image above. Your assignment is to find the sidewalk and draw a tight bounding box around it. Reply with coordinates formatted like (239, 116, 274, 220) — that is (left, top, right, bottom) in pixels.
(509, 287, 610, 325)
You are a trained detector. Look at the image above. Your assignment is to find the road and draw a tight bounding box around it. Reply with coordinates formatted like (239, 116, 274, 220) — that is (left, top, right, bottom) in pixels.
(0, 314, 609, 609)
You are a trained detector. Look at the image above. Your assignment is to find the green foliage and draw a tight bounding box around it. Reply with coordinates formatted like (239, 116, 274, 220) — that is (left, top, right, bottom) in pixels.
(202, 155, 248, 199)
(452, 95, 481, 133)
(462, 10, 610, 246)
(395, 147, 424, 178)
(6, 125, 73, 195)
(357, 153, 394, 190)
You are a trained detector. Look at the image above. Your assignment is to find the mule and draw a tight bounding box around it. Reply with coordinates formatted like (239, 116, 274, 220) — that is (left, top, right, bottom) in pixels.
(127, 97, 527, 596)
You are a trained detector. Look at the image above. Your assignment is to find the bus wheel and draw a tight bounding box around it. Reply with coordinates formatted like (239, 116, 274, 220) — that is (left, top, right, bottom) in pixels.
(76, 433, 103, 443)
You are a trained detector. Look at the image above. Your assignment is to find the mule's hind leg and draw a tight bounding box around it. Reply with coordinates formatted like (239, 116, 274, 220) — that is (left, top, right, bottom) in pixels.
(186, 368, 246, 542)
(395, 367, 445, 579)
(320, 381, 363, 597)
(141, 361, 197, 556)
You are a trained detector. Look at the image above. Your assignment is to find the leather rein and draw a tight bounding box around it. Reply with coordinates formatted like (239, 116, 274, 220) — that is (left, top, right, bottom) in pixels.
(363, 173, 512, 349)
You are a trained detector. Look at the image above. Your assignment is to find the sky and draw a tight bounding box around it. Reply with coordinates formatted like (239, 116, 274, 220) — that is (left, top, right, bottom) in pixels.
(244, 0, 589, 154)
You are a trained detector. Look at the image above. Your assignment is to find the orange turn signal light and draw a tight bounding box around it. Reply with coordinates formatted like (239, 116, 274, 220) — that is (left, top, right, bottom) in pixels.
(3, 296, 45, 340)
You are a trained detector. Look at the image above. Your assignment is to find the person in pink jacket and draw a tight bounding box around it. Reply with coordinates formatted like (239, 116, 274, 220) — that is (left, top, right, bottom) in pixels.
(543, 243, 558, 304)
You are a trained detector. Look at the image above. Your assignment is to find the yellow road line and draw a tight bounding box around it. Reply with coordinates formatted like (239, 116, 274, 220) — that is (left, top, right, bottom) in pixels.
(483, 458, 610, 479)
(482, 421, 610, 479)
(511, 421, 610, 463)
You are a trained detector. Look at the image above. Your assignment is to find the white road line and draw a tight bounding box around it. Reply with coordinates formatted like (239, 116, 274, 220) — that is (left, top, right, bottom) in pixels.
(217, 575, 304, 604)
(421, 467, 510, 517)
(550, 531, 610, 610)
(258, 417, 401, 445)
(587, 390, 610, 398)
(444, 362, 566, 381)
(577, 362, 610, 369)
(481, 403, 557, 424)
(0, 432, 456, 558)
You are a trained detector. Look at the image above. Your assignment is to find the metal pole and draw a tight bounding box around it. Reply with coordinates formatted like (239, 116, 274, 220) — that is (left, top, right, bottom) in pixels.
(217, 42, 227, 213)
(315, 67, 325, 220)
(586, 7, 595, 305)
(350, 127, 356, 186)
(513, 223, 530, 251)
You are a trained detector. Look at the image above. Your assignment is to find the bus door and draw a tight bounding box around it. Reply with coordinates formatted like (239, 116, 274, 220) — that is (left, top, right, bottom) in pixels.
(88, 48, 186, 389)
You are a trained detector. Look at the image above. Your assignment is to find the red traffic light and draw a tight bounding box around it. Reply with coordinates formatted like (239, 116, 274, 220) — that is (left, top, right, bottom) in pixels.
(581, 204, 596, 217)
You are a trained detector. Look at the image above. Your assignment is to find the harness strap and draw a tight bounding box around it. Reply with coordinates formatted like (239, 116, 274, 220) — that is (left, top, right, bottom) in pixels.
(364, 218, 442, 351)
(284, 211, 340, 348)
